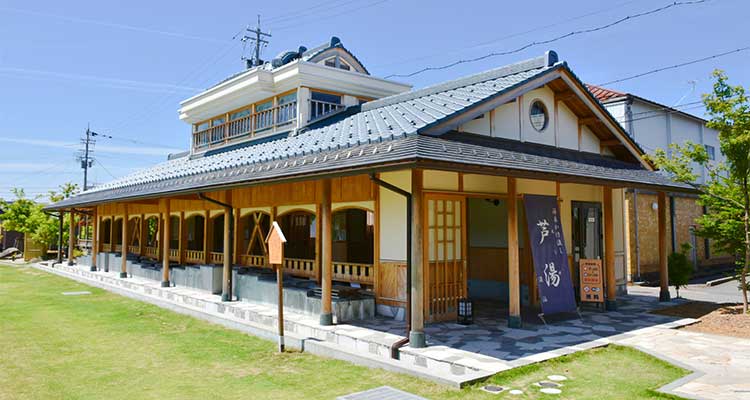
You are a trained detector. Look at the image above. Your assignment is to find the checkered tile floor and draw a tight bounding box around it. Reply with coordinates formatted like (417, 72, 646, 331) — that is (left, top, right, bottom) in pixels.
(357, 295, 685, 360)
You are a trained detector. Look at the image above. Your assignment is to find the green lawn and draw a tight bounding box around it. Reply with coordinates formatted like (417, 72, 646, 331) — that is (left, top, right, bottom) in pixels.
(0, 263, 688, 399)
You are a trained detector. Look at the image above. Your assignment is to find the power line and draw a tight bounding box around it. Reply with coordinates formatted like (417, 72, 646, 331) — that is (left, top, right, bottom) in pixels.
(598, 46, 750, 86)
(94, 159, 117, 180)
(385, 0, 711, 79)
(371, 0, 642, 69)
(273, 0, 391, 31)
(264, 0, 363, 24)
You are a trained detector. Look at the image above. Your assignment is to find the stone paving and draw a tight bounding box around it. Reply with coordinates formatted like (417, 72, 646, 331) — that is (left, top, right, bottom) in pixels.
(357, 296, 690, 361)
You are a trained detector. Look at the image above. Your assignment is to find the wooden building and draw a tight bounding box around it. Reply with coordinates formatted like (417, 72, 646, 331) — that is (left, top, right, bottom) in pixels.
(49, 42, 690, 348)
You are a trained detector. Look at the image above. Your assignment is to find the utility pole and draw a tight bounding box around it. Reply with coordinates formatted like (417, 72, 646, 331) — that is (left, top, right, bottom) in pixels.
(77, 125, 96, 250)
(241, 15, 271, 68)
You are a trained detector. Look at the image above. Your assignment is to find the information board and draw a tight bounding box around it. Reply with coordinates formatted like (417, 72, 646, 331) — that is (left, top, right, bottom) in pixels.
(579, 259, 604, 303)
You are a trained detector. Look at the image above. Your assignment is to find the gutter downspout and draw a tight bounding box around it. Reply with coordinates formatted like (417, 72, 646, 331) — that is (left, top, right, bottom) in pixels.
(198, 193, 234, 301)
(625, 99, 642, 281)
(369, 173, 411, 359)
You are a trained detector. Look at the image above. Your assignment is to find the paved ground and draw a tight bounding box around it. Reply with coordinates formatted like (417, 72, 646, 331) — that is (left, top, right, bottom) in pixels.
(629, 276, 745, 304)
(356, 296, 689, 361)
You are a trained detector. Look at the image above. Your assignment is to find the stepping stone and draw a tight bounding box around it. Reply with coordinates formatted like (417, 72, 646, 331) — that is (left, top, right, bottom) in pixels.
(540, 388, 562, 395)
(508, 389, 524, 395)
(480, 385, 507, 394)
(548, 375, 568, 381)
(62, 291, 91, 296)
(535, 381, 561, 388)
(337, 386, 426, 400)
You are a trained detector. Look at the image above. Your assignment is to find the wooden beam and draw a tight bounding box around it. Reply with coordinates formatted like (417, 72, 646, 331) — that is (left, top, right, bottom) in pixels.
(578, 116, 598, 127)
(507, 177, 521, 328)
(410, 169, 426, 347)
(161, 199, 171, 287)
(604, 187, 617, 310)
(320, 179, 333, 326)
(658, 192, 671, 301)
(601, 139, 622, 147)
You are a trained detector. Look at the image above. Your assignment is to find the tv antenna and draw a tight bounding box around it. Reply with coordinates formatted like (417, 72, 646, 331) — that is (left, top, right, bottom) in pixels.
(241, 15, 271, 68)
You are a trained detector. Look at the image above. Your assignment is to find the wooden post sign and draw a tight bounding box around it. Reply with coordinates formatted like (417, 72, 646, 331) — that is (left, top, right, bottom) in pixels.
(265, 221, 287, 352)
(579, 259, 604, 303)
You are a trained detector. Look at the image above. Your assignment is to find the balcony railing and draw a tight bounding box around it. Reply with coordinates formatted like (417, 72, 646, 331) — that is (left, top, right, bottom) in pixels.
(238, 254, 266, 267)
(209, 252, 224, 264)
(144, 246, 158, 258)
(185, 250, 205, 264)
(169, 248, 179, 262)
(127, 245, 138, 254)
(309, 99, 344, 122)
(283, 257, 316, 279)
(193, 101, 297, 150)
(333, 262, 374, 285)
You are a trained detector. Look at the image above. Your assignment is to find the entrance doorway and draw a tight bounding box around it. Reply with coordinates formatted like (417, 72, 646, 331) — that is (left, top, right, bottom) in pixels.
(571, 202, 602, 301)
(424, 195, 466, 322)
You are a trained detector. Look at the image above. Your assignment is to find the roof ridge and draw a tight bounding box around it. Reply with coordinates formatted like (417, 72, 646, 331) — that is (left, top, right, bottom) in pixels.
(361, 53, 552, 111)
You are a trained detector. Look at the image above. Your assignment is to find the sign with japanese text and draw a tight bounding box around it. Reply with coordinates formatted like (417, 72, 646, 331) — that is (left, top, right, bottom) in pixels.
(523, 194, 577, 315)
(579, 259, 604, 303)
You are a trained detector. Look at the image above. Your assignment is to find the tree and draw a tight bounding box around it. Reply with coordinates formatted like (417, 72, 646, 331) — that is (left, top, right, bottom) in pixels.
(668, 243, 693, 298)
(648, 70, 750, 313)
(0, 184, 80, 258)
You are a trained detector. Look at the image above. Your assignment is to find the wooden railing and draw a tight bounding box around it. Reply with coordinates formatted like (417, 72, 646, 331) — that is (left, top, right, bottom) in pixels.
(209, 252, 223, 264)
(113, 244, 122, 252)
(333, 262, 375, 285)
(193, 101, 297, 149)
(101, 243, 111, 252)
(144, 246, 158, 258)
(127, 245, 138, 254)
(238, 254, 266, 267)
(169, 248, 179, 262)
(283, 258, 316, 278)
(185, 250, 205, 264)
(309, 99, 344, 122)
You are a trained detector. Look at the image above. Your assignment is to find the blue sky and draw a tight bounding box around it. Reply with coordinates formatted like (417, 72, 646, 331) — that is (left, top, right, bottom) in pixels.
(0, 0, 746, 201)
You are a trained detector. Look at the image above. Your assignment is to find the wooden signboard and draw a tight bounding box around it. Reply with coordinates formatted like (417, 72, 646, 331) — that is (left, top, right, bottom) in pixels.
(266, 221, 287, 266)
(579, 259, 604, 303)
(265, 221, 287, 352)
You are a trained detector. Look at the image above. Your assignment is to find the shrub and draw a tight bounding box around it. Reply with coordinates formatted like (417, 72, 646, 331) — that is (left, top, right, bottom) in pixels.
(668, 243, 693, 298)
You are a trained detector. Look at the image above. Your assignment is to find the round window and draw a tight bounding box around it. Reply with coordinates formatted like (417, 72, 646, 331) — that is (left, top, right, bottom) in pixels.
(529, 100, 549, 132)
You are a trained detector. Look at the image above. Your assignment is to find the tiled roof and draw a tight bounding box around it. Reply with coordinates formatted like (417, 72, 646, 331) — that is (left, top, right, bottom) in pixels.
(49, 53, 691, 209)
(585, 84, 627, 103)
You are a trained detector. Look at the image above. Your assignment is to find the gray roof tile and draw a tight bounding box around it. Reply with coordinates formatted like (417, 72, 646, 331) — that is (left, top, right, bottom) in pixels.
(49, 53, 690, 209)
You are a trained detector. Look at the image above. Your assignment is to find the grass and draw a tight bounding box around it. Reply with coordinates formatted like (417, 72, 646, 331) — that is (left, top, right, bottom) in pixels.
(0, 262, 688, 399)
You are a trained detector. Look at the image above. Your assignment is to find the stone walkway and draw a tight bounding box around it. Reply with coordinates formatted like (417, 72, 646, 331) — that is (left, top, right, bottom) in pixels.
(357, 297, 691, 361)
(618, 328, 750, 400)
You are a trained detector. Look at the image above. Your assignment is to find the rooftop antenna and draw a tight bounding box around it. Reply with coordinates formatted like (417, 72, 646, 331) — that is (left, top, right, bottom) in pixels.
(241, 15, 271, 68)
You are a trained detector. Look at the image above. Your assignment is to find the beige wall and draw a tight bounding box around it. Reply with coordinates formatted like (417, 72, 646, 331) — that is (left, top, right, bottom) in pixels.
(378, 170, 411, 261)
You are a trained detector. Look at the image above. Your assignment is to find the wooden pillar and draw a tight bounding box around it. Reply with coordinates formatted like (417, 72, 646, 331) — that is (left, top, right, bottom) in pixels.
(315, 203, 322, 284)
(320, 179, 333, 326)
(90, 209, 98, 271)
(410, 169, 426, 347)
(109, 216, 115, 255)
(604, 187, 617, 310)
(658, 191, 671, 301)
(120, 205, 128, 278)
(139, 214, 145, 256)
(67, 210, 75, 265)
(178, 211, 185, 265)
(507, 177, 522, 328)
(233, 209, 239, 265)
(161, 200, 171, 287)
(204, 210, 210, 264)
(221, 205, 232, 301)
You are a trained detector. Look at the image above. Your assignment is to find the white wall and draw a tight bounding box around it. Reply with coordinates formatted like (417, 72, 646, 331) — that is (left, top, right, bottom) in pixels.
(459, 84, 587, 152)
(378, 170, 410, 261)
